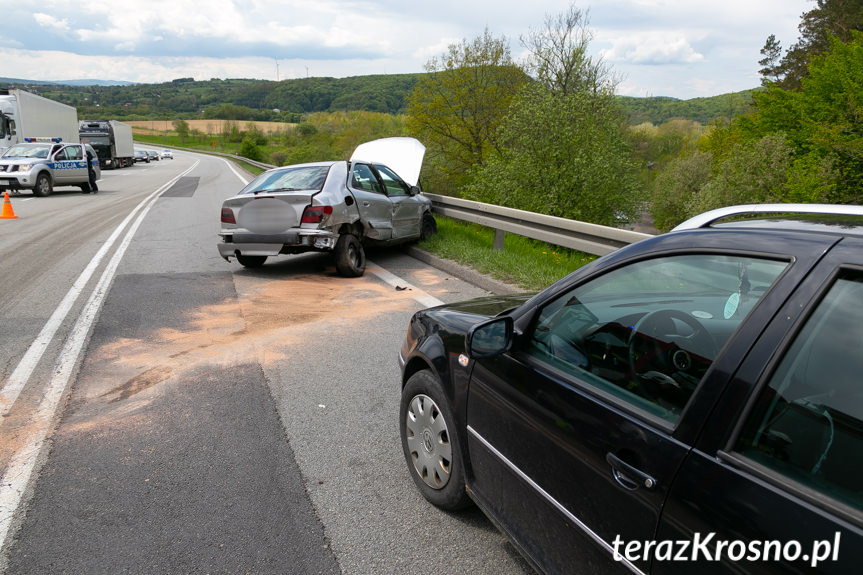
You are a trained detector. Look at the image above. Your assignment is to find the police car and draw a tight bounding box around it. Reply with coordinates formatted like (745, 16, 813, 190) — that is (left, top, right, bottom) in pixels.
(0, 138, 101, 196)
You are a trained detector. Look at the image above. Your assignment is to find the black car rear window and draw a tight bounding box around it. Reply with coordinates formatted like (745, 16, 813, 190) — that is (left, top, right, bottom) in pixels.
(734, 269, 863, 513)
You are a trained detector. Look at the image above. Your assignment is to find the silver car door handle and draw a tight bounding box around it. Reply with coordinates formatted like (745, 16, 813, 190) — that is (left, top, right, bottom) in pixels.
(363, 201, 371, 207)
(606, 452, 657, 491)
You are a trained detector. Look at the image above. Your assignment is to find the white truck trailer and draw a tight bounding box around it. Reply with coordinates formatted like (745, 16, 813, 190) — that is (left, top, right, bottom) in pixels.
(0, 89, 79, 155)
(78, 120, 135, 168)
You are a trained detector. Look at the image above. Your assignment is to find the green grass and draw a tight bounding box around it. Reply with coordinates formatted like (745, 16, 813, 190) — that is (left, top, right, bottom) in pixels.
(418, 216, 597, 291)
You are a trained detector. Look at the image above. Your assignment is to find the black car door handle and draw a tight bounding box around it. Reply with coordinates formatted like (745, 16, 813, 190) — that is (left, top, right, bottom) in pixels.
(606, 452, 657, 491)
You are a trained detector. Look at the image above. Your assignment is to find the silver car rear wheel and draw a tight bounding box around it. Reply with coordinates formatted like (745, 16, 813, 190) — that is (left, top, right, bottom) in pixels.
(334, 234, 365, 277)
(236, 254, 267, 268)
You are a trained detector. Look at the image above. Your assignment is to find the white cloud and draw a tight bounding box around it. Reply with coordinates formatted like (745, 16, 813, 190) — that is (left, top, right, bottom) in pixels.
(33, 13, 71, 33)
(3, 0, 813, 99)
(602, 33, 705, 65)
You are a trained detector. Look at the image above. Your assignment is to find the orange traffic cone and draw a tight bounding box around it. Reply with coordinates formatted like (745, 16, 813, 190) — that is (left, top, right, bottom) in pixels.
(0, 191, 17, 220)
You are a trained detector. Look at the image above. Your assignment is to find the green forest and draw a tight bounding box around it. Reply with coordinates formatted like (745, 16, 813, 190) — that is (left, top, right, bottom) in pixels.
(8, 73, 752, 126)
(5, 0, 859, 231)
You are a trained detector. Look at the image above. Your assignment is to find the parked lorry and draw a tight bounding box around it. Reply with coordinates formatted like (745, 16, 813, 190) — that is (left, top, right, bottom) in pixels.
(78, 120, 135, 169)
(0, 89, 79, 155)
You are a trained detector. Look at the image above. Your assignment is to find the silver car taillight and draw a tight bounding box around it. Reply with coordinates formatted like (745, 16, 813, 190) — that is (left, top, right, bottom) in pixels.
(301, 205, 333, 224)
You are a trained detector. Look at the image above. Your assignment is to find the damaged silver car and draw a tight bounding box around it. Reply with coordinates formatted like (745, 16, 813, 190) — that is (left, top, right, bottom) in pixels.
(218, 137, 436, 277)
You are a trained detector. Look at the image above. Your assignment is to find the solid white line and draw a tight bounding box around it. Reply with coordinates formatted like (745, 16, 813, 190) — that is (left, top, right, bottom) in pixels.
(0, 161, 199, 550)
(0, 162, 199, 420)
(366, 263, 444, 308)
(0, 203, 153, 416)
(222, 157, 251, 185)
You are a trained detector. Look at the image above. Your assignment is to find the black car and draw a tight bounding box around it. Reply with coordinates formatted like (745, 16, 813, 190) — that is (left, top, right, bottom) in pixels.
(398, 204, 863, 575)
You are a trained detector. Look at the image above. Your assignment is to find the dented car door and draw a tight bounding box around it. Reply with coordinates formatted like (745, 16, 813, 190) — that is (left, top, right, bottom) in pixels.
(373, 164, 423, 239)
(349, 162, 394, 241)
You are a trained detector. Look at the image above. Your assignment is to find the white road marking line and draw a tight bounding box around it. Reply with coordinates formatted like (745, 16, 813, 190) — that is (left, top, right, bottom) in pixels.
(366, 263, 444, 308)
(0, 161, 200, 550)
(0, 161, 200, 420)
(0, 202, 152, 416)
(222, 157, 251, 185)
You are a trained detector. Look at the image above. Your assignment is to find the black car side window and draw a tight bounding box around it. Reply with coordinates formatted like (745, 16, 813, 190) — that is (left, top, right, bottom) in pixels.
(525, 255, 787, 423)
(734, 270, 863, 512)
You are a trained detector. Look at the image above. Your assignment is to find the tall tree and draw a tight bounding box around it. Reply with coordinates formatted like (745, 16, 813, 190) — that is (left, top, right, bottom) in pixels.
(765, 0, 863, 89)
(406, 29, 527, 193)
(758, 34, 784, 85)
(465, 3, 642, 226)
(466, 84, 641, 225)
(520, 5, 619, 95)
(746, 31, 863, 202)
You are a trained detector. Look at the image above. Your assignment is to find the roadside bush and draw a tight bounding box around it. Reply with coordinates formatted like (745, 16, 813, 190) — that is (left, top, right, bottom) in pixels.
(686, 133, 793, 217)
(239, 136, 264, 162)
(651, 151, 712, 231)
(465, 84, 642, 226)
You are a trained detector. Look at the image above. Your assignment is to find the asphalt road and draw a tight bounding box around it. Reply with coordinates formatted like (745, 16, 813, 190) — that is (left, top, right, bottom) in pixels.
(0, 150, 535, 574)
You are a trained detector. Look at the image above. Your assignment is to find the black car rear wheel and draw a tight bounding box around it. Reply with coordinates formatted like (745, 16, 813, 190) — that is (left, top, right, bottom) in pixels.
(400, 370, 472, 510)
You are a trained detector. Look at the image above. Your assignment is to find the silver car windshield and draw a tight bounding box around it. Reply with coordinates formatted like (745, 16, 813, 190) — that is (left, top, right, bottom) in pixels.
(3, 144, 53, 158)
(240, 165, 331, 194)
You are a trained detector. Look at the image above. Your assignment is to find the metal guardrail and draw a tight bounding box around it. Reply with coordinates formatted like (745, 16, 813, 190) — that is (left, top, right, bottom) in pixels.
(156, 145, 652, 256)
(424, 193, 654, 256)
(227, 155, 276, 171)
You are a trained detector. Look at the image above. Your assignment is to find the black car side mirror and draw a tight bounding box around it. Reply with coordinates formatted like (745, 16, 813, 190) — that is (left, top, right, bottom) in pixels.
(466, 316, 514, 359)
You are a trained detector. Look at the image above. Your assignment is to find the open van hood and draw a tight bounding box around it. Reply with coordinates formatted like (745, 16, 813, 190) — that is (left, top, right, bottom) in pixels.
(350, 137, 425, 187)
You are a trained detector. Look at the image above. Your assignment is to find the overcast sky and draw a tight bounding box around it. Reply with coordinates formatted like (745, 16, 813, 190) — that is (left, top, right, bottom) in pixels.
(1, 0, 812, 100)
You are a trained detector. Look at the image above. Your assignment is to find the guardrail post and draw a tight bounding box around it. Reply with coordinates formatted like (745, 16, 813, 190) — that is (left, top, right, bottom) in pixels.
(493, 229, 506, 251)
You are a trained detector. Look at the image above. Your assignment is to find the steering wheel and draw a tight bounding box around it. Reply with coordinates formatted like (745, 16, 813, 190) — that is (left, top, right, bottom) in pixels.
(627, 309, 716, 405)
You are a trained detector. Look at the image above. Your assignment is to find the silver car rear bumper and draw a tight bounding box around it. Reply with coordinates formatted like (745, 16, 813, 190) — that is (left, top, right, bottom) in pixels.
(218, 228, 339, 260)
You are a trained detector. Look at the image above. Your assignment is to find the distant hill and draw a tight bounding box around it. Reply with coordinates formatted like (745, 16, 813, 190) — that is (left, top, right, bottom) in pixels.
(618, 92, 755, 125)
(0, 77, 135, 87)
(1, 75, 755, 125)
